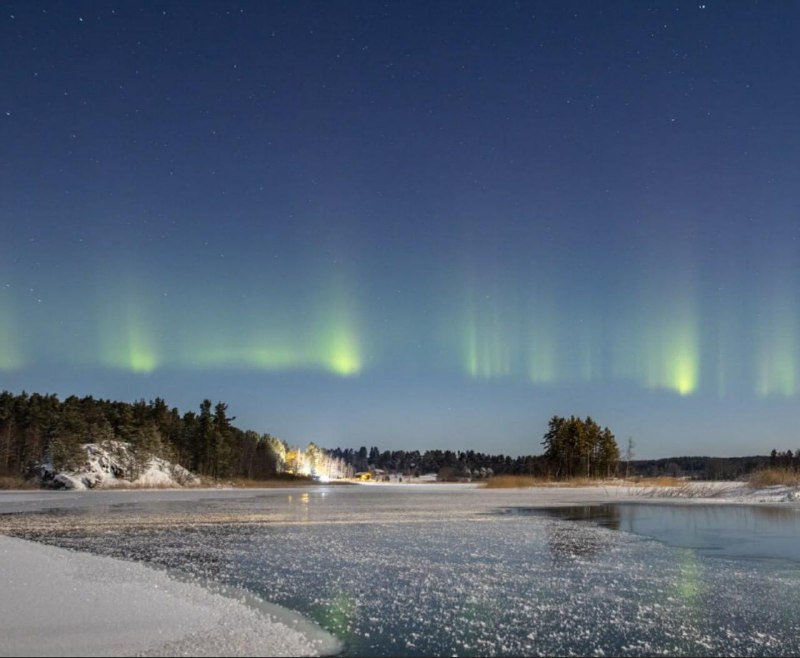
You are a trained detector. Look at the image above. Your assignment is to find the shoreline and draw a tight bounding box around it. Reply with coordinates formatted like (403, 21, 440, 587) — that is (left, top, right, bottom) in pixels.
(2, 478, 798, 506)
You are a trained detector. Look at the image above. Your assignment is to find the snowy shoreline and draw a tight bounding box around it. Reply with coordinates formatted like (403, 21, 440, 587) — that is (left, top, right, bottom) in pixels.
(1, 479, 799, 514)
(0, 534, 341, 657)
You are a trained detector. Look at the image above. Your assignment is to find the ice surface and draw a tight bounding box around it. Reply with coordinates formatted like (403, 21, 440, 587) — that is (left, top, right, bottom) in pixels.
(2, 485, 799, 656)
(0, 534, 341, 657)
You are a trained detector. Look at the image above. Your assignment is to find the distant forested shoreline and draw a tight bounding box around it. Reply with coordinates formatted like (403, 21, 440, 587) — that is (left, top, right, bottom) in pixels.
(0, 390, 788, 485)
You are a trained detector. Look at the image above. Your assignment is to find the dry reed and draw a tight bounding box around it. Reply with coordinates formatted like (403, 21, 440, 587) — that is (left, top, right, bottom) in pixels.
(626, 476, 685, 488)
(482, 475, 605, 489)
(0, 476, 38, 490)
(748, 468, 800, 488)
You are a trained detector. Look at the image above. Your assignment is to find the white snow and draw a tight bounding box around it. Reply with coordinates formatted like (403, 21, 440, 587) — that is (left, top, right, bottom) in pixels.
(0, 534, 341, 657)
(626, 479, 800, 504)
(38, 441, 199, 490)
(353, 478, 800, 506)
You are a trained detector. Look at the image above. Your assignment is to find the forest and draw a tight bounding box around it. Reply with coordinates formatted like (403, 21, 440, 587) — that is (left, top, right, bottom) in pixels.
(0, 390, 789, 484)
(0, 391, 288, 481)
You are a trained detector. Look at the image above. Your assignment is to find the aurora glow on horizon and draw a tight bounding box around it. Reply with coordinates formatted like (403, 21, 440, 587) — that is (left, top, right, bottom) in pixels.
(2, 1, 799, 457)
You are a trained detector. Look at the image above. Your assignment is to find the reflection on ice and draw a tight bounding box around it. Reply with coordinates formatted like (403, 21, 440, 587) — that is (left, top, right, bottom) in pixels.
(505, 503, 800, 562)
(498, 505, 623, 561)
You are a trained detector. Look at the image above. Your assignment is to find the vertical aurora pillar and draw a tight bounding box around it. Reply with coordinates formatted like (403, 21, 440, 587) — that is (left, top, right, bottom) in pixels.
(314, 286, 362, 377)
(616, 239, 701, 396)
(97, 289, 160, 373)
(461, 284, 514, 380)
(754, 293, 797, 397)
(526, 293, 557, 384)
(0, 289, 22, 371)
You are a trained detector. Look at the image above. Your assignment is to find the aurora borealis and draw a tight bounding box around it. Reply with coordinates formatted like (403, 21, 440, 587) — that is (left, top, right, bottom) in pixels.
(2, 1, 799, 456)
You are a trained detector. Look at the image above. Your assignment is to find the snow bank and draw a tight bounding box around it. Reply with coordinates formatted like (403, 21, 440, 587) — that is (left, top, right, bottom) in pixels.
(0, 534, 341, 657)
(36, 441, 199, 490)
(630, 480, 800, 504)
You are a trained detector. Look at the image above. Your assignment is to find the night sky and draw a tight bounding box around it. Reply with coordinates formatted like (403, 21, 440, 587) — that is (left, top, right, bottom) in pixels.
(2, 1, 799, 457)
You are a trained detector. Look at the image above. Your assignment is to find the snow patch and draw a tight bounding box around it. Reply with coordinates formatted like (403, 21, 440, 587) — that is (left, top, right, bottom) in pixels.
(0, 534, 340, 656)
(632, 480, 800, 504)
(35, 441, 199, 490)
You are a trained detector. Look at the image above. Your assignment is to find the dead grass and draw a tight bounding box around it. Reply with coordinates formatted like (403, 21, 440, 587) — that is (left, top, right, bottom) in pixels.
(634, 483, 707, 498)
(225, 477, 314, 488)
(482, 475, 542, 488)
(482, 475, 604, 489)
(224, 476, 355, 488)
(0, 474, 355, 491)
(630, 479, 736, 499)
(71, 476, 339, 490)
(748, 468, 800, 488)
(0, 475, 38, 490)
(626, 476, 685, 488)
(103, 475, 338, 489)
(99, 479, 190, 490)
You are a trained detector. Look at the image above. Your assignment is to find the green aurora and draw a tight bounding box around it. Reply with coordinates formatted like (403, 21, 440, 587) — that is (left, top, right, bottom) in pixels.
(1, 230, 798, 399)
(0, 289, 22, 372)
(2, 271, 793, 397)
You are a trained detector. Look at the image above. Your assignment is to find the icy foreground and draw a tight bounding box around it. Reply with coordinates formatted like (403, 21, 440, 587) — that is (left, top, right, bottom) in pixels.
(0, 534, 340, 657)
(2, 485, 800, 656)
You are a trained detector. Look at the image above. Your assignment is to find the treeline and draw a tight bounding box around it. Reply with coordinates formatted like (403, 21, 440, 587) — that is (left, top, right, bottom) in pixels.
(0, 391, 283, 480)
(1, 390, 787, 484)
(631, 449, 800, 480)
(327, 445, 553, 479)
(769, 449, 800, 470)
(329, 446, 785, 482)
(329, 416, 621, 481)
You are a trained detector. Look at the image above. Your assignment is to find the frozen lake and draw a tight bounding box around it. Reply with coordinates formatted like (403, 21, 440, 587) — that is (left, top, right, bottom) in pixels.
(2, 485, 800, 656)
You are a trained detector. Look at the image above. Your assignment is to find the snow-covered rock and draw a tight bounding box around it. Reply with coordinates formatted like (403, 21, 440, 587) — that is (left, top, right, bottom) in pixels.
(35, 441, 199, 490)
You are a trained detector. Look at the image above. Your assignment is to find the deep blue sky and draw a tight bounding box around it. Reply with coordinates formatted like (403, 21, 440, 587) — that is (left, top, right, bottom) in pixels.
(2, 1, 799, 457)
